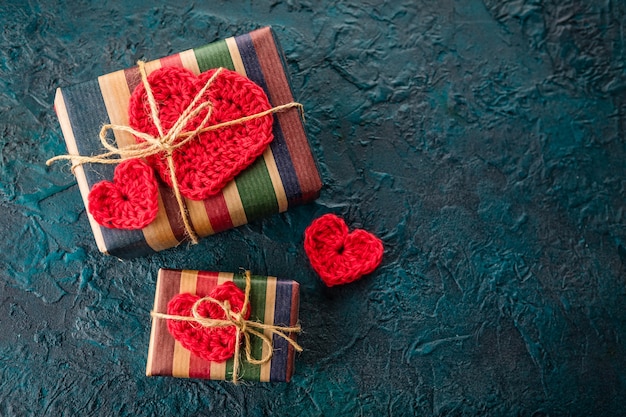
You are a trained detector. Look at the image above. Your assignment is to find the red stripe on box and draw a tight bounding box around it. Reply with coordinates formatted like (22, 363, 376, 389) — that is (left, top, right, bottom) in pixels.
(160, 53, 184, 69)
(202, 193, 234, 233)
(153, 269, 182, 376)
(124, 66, 141, 92)
(188, 270, 220, 379)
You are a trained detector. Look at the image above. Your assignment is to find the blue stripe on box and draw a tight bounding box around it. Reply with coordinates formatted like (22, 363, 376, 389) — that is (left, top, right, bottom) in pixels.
(60, 81, 154, 258)
(234, 33, 303, 206)
(269, 278, 293, 382)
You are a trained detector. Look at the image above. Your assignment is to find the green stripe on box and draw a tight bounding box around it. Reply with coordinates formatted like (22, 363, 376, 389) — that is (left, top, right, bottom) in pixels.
(235, 158, 279, 222)
(193, 40, 235, 71)
(225, 273, 267, 381)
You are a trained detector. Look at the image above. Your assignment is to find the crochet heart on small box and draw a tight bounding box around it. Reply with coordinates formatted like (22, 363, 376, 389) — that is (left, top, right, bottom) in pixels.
(128, 66, 274, 201)
(87, 159, 159, 230)
(304, 214, 384, 286)
(166, 281, 250, 362)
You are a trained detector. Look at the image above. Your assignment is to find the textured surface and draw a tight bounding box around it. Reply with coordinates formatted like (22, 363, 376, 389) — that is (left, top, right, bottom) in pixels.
(0, 0, 625, 415)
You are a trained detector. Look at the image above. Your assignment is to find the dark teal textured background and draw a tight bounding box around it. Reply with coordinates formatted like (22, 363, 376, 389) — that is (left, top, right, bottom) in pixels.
(1, 1, 625, 415)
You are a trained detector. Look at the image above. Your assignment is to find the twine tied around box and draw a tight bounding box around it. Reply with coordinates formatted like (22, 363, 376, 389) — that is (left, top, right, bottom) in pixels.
(47, 61, 303, 243)
(151, 270, 302, 383)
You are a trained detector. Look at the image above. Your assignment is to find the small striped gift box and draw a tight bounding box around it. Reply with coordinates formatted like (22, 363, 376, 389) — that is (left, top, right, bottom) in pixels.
(54, 27, 321, 257)
(146, 269, 300, 382)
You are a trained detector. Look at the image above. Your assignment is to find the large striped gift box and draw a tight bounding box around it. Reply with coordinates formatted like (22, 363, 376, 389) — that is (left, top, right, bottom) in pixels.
(146, 269, 300, 382)
(54, 27, 322, 258)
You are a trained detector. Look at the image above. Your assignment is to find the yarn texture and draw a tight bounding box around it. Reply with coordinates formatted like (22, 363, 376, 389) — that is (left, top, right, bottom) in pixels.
(52, 62, 301, 238)
(157, 271, 303, 383)
(128, 66, 274, 201)
(87, 158, 158, 229)
(304, 213, 384, 286)
(165, 281, 250, 363)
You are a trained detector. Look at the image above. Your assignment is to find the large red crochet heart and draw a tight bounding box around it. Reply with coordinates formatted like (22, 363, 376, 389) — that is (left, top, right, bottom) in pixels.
(87, 159, 159, 229)
(304, 214, 384, 286)
(128, 66, 274, 201)
(166, 281, 250, 362)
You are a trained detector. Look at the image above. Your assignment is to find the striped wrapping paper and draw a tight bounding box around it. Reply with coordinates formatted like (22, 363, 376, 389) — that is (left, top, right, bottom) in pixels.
(146, 269, 300, 382)
(55, 27, 322, 257)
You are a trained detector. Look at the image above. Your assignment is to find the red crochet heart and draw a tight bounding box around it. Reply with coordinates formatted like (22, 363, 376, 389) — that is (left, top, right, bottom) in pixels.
(128, 66, 274, 201)
(304, 214, 384, 286)
(166, 281, 250, 362)
(87, 159, 159, 229)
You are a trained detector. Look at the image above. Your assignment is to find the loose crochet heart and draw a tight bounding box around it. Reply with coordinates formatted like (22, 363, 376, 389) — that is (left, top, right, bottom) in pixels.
(304, 214, 384, 286)
(166, 281, 250, 362)
(87, 159, 159, 229)
(128, 66, 274, 201)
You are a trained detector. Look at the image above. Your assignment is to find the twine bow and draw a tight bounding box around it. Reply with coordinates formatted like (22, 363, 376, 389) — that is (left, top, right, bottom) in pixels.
(47, 61, 303, 243)
(151, 271, 302, 383)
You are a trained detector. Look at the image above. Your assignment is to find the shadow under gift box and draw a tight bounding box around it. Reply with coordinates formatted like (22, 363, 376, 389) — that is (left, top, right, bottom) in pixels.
(54, 27, 322, 258)
(147, 269, 300, 382)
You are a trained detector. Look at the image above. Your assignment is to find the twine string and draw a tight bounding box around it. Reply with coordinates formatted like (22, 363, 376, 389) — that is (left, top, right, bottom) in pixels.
(151, 271, 302, 383)
(46, 61, 304, 243)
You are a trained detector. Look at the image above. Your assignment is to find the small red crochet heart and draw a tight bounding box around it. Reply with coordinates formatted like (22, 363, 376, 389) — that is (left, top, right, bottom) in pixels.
(304, 214, 383, 286)
(166, 281, 250, 362)
(87, 159, 159, 229)
(128, 66, 274, 201)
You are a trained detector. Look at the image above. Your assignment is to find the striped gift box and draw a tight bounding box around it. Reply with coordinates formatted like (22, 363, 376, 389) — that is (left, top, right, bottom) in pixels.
(147, 269, 300, 382)
(55, 27, 322, 257)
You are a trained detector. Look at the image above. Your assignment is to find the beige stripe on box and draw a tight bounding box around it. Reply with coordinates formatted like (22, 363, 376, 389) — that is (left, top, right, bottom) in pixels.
(218, 272, 234, 285)
(186, 198, 214, 238)
(172, 341, 190, 378)
(262, 148, 288, 212)
(179, 49, 201, 75)
(260, 276, 277, 381)
(222, 181, 248, 227)
(171, 270, 199, 378)
(225, 37, 246, 76)
(179, 269, 199, 293)
(97, 70, 135, 147)
(54, 89, 108, 254)
(148, 191, 184, 252)
(143, 59, 163, 75)
(97, 66, 180, 252)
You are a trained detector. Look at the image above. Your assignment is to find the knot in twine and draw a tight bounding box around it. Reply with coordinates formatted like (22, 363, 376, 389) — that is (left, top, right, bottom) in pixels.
(47, 61, 304, 243)
(151, 271, 302, 383)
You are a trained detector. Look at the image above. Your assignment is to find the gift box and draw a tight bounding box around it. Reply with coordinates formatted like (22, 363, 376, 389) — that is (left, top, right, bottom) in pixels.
(146, 269, 301, 382)
(53, 27, 322, 257)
